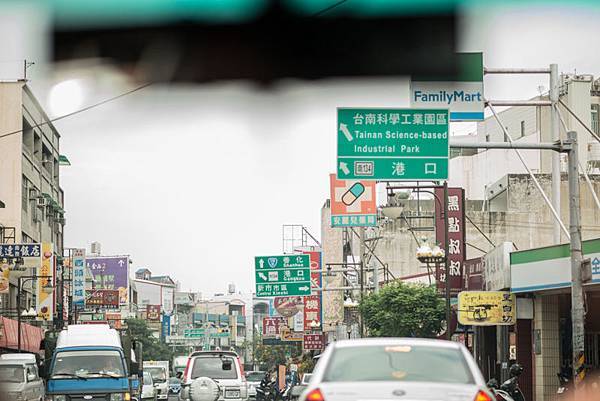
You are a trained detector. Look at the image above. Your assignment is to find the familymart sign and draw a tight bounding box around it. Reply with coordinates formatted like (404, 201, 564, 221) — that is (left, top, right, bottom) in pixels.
(411, 52, 484, 121)
(511, 238, 600, 293)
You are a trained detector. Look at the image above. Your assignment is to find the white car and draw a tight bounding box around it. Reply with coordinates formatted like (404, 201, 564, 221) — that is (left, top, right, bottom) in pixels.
(300, 338, 494, 401)
(181, 350, 248, 401)
(142, 371, 158, 401)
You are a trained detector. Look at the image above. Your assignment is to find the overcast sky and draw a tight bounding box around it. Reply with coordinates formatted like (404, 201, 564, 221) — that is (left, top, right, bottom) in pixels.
(2, 3, 600, 295)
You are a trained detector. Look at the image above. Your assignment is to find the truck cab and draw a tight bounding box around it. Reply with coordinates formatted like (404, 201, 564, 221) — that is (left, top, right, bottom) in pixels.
(43, 324, 141, 401)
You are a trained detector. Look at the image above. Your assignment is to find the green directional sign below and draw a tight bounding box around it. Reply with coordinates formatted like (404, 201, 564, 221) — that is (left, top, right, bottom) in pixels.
(337, 108, 449, 180)
(183, 328, 205, 338)
(255, 254, 311, 297)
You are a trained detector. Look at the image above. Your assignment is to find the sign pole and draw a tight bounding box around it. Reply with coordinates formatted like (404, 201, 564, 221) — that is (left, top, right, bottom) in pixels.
(444, 181, 451, 341)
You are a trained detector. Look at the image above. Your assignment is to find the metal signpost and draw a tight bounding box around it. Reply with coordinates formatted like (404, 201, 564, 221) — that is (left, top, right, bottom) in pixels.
(255, 255, 311, 297)
(337, 108, 449, 180)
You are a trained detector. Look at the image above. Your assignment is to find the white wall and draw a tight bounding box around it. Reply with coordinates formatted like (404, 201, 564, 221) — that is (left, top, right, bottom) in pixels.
(449, 133, 541, 199)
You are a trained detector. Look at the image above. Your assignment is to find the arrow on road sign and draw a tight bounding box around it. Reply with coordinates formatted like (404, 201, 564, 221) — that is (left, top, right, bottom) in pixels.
(258, 272, 268, 281)
(259, 259, 265, 269)
(340, 123, 353, 141)
(339, 162, 350, 175)
(299, 286, 310, 291)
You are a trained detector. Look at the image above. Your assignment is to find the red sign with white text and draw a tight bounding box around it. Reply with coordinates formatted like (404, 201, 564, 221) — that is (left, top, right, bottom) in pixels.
(303, 251, 322, 331)
(262, 317, 286, 338)
(434, 187, 466, 296)
(303, 333, 324, 350)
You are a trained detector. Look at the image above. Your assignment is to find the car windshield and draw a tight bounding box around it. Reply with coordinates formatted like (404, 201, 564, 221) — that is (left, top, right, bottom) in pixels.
(51, 350, 125, 378)
(323, 345, 474, 384)
(143, 372, 153, 385)
(246, 372, 265, 382)
(301, 374, 312, 385)
(0, 365, 25, 383)
(169, 377, 180, 384)
(191, 357, 237, 380)
(146, 367, 167, 382)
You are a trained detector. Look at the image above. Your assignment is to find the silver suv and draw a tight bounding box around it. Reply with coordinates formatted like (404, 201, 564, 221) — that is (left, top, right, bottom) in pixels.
(180, 351, 248, 401)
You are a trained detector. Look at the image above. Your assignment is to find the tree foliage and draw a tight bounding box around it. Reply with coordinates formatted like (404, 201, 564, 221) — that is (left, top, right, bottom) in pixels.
(126, 318, 174, 361)
(359, 282, 445, 338)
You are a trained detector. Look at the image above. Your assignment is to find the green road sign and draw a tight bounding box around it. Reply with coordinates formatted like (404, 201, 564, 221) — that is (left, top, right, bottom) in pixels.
(255, 254, 311, 297)
(211, 332, 230, 338)
(183, 328, 205, 338)
(337, 108, 449, 180)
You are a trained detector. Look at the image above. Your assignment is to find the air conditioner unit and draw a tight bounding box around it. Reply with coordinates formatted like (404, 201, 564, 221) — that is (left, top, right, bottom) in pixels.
(36, 197, 47, 208)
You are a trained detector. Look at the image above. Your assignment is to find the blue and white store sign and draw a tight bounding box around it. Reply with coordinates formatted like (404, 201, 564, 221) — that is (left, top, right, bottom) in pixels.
(411, 52, 484, 121)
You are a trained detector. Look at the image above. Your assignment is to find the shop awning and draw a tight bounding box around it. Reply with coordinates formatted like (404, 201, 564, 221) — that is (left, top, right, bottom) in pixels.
(0, 317, 44, 354)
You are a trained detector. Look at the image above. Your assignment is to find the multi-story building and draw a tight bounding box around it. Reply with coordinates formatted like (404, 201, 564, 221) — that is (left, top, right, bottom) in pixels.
(0, 82, 67, 317)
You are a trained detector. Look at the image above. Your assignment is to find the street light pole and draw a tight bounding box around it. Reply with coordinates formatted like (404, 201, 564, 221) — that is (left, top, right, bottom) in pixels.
(17, 275, 52, 352)
(443, 181, 451, 341)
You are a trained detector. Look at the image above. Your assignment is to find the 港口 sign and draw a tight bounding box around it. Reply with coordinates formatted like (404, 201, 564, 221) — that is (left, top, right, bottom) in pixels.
(435, 187, 466, 295)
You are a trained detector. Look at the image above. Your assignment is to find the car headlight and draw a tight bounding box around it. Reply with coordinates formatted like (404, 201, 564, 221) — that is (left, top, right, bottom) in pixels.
(8, 393, 25, 401)
(110, 393, 131, 401)
(49, 396, 67, 401)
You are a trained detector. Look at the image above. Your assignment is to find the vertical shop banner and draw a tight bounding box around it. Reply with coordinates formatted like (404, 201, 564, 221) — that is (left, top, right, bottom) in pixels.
(434, 188, 466, 295)
(36, 243, 54, 321)
(303, 251, 322, 330)
(86, 256, 129, 304)
(161, 314, 171, 340)
(72, 249, 86, 309)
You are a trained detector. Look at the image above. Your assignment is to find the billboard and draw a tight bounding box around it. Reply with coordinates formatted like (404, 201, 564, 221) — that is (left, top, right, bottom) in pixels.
(72, 249, 86, 309)
(262, 316, 286, 338)
(0, 244, 42, 290)
(303, 333, 325, 350)
(434, 187, 466, 296)
(329, 174, 377, 227)
(87, 256, 129, 304)
(147, 305, 161, 321)
(457, 291, 516, 326)
(36, 243, 54, 321)
(274, 297, 303, 317)
(86, 289, 120, 309)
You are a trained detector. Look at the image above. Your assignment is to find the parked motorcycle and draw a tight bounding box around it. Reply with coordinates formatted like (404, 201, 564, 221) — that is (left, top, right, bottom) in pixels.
(487, 378, 515, 401)
(499, 364, 526, 401)
(556, 371, 571, 398)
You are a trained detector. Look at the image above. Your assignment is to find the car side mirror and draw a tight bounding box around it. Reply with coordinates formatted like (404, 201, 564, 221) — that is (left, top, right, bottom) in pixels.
(27, 373, 37, 382)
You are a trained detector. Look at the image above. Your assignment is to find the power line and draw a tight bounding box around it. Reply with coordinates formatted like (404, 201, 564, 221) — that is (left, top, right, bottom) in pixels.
(313, 0, 350, 17)
(0, 82, 152, 140)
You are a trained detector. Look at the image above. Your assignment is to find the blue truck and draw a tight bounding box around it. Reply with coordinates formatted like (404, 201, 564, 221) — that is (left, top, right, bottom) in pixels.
(42, 324, 142, 401)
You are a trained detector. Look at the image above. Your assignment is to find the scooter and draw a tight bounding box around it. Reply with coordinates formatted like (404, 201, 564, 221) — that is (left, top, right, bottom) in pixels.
(500, 364, 525, 401)
(487, 378, 515, 401)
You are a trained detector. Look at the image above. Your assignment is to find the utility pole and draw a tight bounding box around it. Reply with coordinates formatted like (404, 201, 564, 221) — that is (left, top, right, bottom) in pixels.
(359, 227, 365, 337)
(567, 131, 586, 388)
(550, 63, 561, 244)
(444, 182, 451, 341)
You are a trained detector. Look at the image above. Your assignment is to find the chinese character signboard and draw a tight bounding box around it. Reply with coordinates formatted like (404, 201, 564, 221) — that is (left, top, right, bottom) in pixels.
(484, 242, 515, 291)
(411, 53, 484, 121)
(303, 250, 322, 330)
(255, 255, 311, 297)
(464, 257, 484, 291)
(303, 334, 324, 350)
(281, 328, 303, 342)
(457, 291, 516, 326)
(0, 244, 42, 291)
(72, 249, 86, 309)
(147, 305, 161, 321)
(262, 316, 286, 338)
(86, 289, 120, 309)
(435, 187, 465, 295)
(36, 243, 54, 321)
(86, 256, 129, 304)
(161, 314, 171, 340)
(329, 174, 377, 227)
(337, 108, 449, 180)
